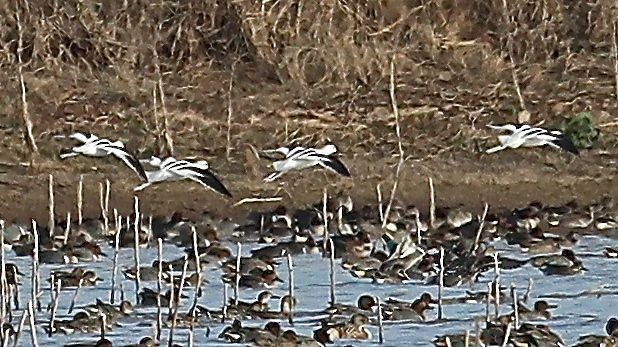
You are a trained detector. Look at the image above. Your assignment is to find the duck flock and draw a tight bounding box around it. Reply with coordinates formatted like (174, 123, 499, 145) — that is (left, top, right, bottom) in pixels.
(0, 122, 616, 347)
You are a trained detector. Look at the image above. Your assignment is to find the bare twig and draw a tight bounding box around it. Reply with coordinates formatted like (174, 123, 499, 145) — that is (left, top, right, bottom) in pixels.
(156, 238, 163, 341)
(67, 278, 84, 314)
(381, 58, 405, 228)
(429, 177, 436, 229)
(377, 296, 384, 344)
(234, 242, 241, 306)
(612, 17, 618, 101)
(27, 301, 38, 347)
(226, 62, 236, 159)
(15, 4, 38, 154)
(169, 255, 189, 347)
(77, 175, 83, 225)
(133, 197, 141, 304)
(48, 279, 61, 336)
(473, 203, 490, 253)
(376, 183, 384, 223)
(62, 213, 71, 246)
(511, 285, 519, 329)
(31, 221, 40, 312)
(48, 175, 54, 239)
(438, 247, 444, 320)
(329, 238, 336, 306)
(110, 215, 121, 304)
(286, 254, 294, 325)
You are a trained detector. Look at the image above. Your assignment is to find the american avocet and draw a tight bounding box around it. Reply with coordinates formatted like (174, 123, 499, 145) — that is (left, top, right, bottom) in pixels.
(263, 144, 351, 182)
(133, 156, 232, 197)
(59, 132, 147, 181)
(485, 124, 579, 155)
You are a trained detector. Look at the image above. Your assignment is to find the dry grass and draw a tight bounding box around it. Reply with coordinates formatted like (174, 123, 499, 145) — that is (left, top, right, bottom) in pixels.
(0, 0, 616, 165)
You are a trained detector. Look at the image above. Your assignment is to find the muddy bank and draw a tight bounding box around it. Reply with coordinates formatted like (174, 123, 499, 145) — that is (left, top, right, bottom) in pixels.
(1, 150, 615, 224)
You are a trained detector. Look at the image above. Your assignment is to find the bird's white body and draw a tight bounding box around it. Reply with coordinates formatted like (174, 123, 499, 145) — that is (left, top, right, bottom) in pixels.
(134, 156, 231, 197)
(59, 132, 147, 180)
(486, 124, 577, 154)
(263, 144, 350, 182)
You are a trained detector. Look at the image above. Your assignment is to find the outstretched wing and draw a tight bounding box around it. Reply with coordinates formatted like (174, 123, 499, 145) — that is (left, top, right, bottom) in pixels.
(185, 166, 232, 197)
(104, 144, 148, 181)
(552, 135, 579, 155)
(318, 156, 351, 177)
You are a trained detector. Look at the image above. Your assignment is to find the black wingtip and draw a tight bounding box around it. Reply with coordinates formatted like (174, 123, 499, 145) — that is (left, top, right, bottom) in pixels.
(323, 157, 351, 177)
(554, 136, 580, 155)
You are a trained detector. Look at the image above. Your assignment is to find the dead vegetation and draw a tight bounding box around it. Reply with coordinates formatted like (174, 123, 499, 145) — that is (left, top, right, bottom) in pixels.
(0, 0, 616, 165)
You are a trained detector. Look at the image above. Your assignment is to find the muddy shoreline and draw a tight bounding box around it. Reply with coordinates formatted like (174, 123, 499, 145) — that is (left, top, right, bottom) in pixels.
(1, 151, 615, 225)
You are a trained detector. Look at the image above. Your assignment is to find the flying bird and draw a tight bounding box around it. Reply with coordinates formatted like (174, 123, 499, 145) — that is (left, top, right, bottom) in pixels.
(262, 144, 351, 182)
(59, 132, 147, 181)
(133, 156, 232, 197)
(485, 124, 579, 155)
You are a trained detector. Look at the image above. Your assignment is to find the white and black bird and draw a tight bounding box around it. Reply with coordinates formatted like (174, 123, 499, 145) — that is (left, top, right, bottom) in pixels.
(262, 143, 351, 182)
(485, 124, 579, 155)
(134, 156, 232, 197)
(59, 132, 147, 181)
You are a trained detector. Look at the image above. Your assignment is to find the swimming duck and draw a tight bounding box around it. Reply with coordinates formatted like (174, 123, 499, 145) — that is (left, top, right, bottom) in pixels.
(222, 256, 279, 274)
(219, 320, 281, 343)
(251, 295, 297, 320)
(223, 268, 284, 289)
(384, 292, 436, 321)
(325, 294, 376, 316)
(52, 268, 102, 287)
(510, 322, 564, 346)
(123, 260, 167, 282)
(85, 299, 133, 321)
(531, 249, 586, 275)
(497, 300, 557, 324)
(263, 330, 323, 347)
(229, 291, 279, 313)
(313, 313, 371, 344)
(138, 287, 186, 307)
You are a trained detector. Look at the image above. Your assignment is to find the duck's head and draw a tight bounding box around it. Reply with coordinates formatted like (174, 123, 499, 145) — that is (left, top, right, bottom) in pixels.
(357, 295, 376, 310)
(350, 313, 370, 326)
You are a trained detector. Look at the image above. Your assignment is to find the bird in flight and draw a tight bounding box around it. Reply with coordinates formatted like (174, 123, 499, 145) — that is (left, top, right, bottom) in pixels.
(134, 156, 232, 197)
(59, 132, 147, 181)
(485, 124, 579, 155)
(262, 143, 351, 182)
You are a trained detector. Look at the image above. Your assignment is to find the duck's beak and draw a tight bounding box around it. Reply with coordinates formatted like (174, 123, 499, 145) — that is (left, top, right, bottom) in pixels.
(547, 303, 558, 309)
(275, 277, 284, 283)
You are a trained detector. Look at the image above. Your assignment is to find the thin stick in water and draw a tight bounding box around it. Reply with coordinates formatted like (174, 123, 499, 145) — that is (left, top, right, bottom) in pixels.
(133, 197, 141, 305)
(189, 227, 201, 315)
(376, 183, 384, 224)
(169, 255, 189, 347)
(511, 285, 519, 330)
(429, 177, 435, 229)
(31, 220, 40, 311)
(62, 212, 71, 246)
(472, 203, 489, 253)
(48, 279, 61, 336)
(501, 322, 512, 347)
(77, 175, 83, 225)
(377, 296, 384, 344)
(523, 278, 533, 303)
(493, 252, 501, 318)
(234, 242, 241, 306)
(286, 254, 294, 325)
(156, 238, 163, 341)
(27, 301, 38, 347)
(110, 216, 122, 304)
(438, 247, 445, 320)
(485, 282, 492, 327)
(221, 283, 228, 323)
(328, 238, 336, 306)
(322, 188, 329, 253)
(67, 278, 84, 314)
(12, 302, 28, 347)
(48, 174, 55, 239)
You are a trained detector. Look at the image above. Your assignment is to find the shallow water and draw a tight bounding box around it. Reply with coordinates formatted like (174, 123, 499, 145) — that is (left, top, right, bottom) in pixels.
(3, 231, 618, 346)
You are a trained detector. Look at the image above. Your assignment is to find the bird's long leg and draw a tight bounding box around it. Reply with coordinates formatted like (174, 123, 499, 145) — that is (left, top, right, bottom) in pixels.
(485, 145, 506, 154)
(264, 171, 284, 182)
(59, 152, 80, 159)
(133, 182, 153, 192)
